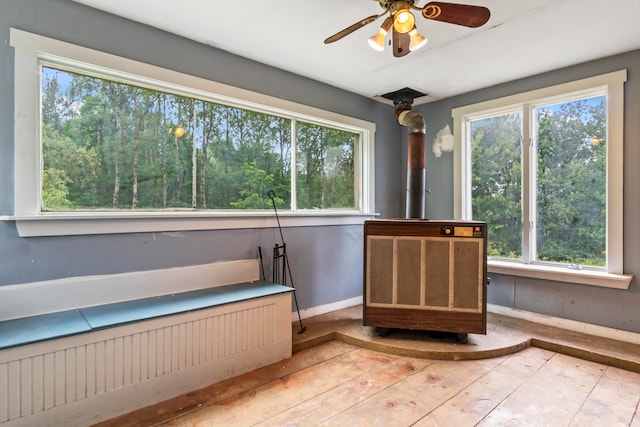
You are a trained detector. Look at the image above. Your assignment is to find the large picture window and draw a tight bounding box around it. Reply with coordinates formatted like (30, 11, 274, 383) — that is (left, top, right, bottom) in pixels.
(41, 67, 358, 213)
(453, 71, 630, 288)
(9, 29, 375, 236)
(468, 94, 607, 267)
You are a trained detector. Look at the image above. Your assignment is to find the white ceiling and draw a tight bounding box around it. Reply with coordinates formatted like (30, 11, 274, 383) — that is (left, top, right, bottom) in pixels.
(73, 0, 640, 105)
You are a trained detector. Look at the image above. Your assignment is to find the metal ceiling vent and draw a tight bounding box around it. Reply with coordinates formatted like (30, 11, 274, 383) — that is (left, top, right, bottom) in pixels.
(381, 88, 428, 219)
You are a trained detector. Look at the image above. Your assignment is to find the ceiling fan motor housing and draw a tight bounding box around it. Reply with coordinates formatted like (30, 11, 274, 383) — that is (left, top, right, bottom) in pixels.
(379, 0, 416, 11)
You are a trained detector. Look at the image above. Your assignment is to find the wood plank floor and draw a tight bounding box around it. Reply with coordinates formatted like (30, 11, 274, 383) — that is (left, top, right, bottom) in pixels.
(97, 340, 640, 427)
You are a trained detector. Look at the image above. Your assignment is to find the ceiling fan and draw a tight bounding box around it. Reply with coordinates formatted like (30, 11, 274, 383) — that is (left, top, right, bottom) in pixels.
(324, 1, 490, 57)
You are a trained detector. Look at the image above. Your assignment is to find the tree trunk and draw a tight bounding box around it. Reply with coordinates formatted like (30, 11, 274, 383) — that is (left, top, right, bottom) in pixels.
(132, 97, 140, 209)
(132, 130, 139, 209)
(112, 85, 122, 209)
(320, 128, 326, 208)
(190, 102, 197, 208)
(174, 135, 182, 203)
(200, 102, 208, 209)
(161, 96, 168, 208)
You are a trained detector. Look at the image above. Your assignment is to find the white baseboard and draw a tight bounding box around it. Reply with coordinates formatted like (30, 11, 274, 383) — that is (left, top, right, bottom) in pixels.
(488, 303, 640, 345)
(292, 296, 363, 322)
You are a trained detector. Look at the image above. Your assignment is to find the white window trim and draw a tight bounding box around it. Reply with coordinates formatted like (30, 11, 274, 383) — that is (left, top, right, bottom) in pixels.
(452, 70, 632, 289)
(5, 28, 377, 237)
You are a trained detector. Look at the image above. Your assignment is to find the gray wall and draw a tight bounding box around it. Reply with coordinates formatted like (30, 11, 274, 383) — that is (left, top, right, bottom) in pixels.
(417, 50, 640, 333)
(0, 0, 403, 312)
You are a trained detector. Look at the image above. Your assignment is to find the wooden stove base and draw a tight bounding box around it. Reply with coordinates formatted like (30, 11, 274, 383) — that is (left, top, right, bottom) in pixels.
(364, 306, 486, 335)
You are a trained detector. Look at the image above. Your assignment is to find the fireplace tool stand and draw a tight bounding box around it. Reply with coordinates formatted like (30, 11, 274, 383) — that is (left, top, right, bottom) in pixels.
(268, 190, 306, 334)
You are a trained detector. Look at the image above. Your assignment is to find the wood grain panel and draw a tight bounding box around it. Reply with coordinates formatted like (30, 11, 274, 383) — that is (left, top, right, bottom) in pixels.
(112, 340, 640, 427)
(571, 365, 640, 426)
(413, 347, 555, 426)
(424, 239, 450, 307)
(365, 306, 485, 334)
(160, 348, 397, 426)
(396, 239, 422, 306)
(477, 353, 606, 426)
(367, 238, 394, 304)
(453, 240, 481, 309)
(318, 357, 500, 426)
(253, 351, 431, 426)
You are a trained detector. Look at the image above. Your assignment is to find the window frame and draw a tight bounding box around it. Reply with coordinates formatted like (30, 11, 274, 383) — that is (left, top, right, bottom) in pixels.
(7, 28, 377, 237)
(452, 70, 632, 289)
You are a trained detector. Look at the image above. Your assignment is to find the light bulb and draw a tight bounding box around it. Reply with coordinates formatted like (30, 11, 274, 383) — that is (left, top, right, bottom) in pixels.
(368, 17, 393, 52)
(409, 28, 427, 51)
(368, 30, 387, 51)
(394, 9, 415, 34)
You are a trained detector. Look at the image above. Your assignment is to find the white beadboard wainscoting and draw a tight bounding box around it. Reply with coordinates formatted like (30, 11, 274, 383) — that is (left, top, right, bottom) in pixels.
(0, 260, 293, 426)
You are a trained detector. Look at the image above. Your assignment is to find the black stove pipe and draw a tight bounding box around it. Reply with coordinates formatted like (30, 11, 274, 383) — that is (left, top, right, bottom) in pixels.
(396, 105, 426, 219)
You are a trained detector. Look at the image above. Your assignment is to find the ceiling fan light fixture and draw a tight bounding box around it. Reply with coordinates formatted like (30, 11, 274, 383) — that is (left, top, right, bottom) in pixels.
(368, 31, 386, 51)
(393, 9, 415, 34)
(368, 17, 393, 51)
(409, 27, 427, 51)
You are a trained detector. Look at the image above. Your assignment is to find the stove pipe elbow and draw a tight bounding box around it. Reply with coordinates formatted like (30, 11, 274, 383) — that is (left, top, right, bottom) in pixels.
(397, 109, 426, 134)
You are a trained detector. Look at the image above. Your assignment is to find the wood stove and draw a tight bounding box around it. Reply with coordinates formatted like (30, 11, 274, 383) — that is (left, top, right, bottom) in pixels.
(363, 219, 488, 335)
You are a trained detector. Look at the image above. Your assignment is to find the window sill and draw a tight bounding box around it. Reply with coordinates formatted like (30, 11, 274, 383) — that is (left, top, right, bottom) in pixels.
(488, 260, 633, 289)
(1, 211, 378, 237)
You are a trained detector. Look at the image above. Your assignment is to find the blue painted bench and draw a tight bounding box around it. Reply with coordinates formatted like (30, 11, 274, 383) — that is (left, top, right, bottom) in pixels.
(0, 280, 293, 350)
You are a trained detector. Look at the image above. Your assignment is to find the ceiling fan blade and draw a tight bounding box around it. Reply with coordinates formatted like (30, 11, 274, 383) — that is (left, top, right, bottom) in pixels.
(324, 15, 380, 44)
(392, 27, 410, 58)
(421, 2, 490, 28)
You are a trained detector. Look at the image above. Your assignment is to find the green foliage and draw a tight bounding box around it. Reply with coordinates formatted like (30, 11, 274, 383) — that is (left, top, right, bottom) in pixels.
(471, 97, 607, 267)
(471, 112, 523, 259)
(535, 98, 606, 266)
(296, 123, 355, 209)
(229, 162, 277, 209)
(40, 67, 356, 213)
(42, 168, 72, 210)
(41, 125, 100, 210)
